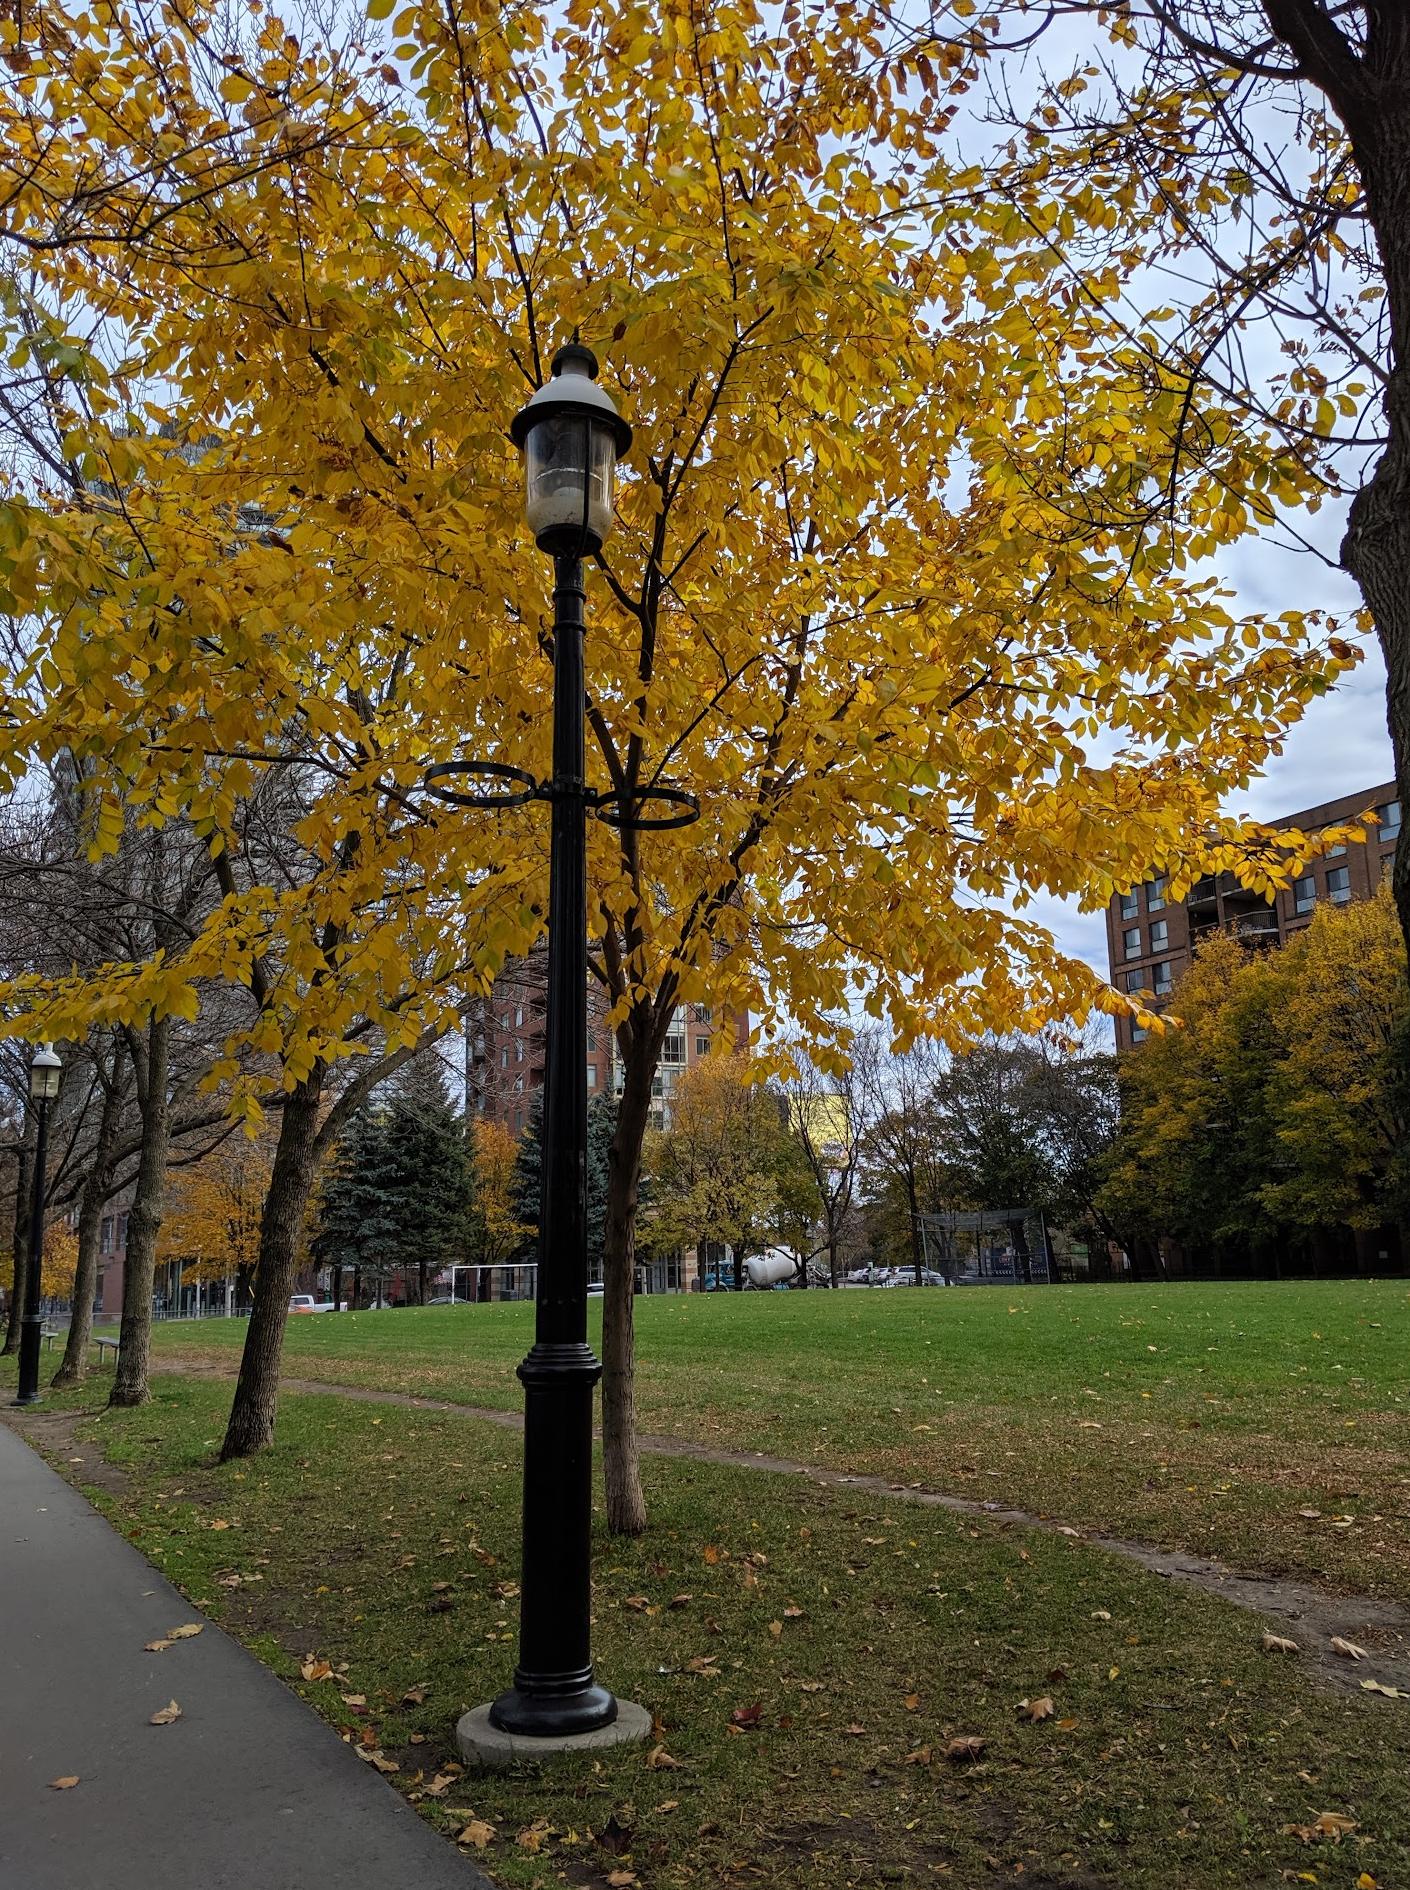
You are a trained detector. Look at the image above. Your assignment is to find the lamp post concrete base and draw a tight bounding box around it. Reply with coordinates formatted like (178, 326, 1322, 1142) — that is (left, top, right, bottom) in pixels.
(455, 1698, 652, 1769)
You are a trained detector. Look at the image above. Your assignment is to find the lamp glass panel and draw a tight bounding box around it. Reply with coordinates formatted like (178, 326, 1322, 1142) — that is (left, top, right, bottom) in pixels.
(525, 415, 615, 547)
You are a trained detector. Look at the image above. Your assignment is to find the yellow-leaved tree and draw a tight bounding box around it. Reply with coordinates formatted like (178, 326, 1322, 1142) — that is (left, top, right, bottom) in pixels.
(0, 0, 1366, 1516)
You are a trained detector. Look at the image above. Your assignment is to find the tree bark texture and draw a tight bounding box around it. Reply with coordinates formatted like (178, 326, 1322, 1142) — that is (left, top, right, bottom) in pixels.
(2, 1128, 32, 1356)
(220, 1076, 323, 1460)
(53, 1068, 123, 1389)
(111, 1017, 171, 1408)
(601, 1053, 654, 1536)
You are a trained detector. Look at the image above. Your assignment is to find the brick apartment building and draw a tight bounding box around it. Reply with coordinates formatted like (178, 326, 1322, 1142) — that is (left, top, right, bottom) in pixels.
(1106, 780, 1401, 1050)
(465, 948, 740, 1135)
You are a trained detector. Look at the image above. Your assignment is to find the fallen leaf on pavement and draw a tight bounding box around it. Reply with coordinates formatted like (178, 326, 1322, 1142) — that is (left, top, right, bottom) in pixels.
(48, 1776, 80, 1790)
(149, 1700, 183, 1725)
(942, 1736, 986, 1762)
(144, 1640, 173, 1653)
(1330, 1637, 1367, 1660)
(456, 1821, 495, 1850)
(1016, 1697, 1054, 1722)
(1261, 1632, 1299, 1655)
(167, 1625, 203, 1641)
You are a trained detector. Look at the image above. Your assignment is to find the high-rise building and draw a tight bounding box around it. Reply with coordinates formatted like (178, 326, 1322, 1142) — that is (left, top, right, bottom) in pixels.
(1105, 780, 1400, 1050)
(465, 946, 743, 1133)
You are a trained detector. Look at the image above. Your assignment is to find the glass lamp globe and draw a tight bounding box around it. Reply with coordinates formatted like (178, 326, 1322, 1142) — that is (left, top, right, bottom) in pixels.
(510, 342, 633, 555)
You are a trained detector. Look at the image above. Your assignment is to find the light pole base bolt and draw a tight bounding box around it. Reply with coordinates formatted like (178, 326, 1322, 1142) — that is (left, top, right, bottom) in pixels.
(455, 1697, 652, 1768)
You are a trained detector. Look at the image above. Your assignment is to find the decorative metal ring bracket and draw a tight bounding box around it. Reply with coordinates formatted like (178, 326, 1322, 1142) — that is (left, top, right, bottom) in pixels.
(423, 759, 699, 833)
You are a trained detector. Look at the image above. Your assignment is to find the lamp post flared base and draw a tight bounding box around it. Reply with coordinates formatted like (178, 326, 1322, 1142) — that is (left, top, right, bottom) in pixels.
(489, 1678, 618, 1738)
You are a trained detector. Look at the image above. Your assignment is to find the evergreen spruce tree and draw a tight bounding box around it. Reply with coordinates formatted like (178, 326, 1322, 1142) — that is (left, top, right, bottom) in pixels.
(511, 1090, 617, 1280)
(312, 1106, 398, 1307)
(380, 1058, 474, 1303)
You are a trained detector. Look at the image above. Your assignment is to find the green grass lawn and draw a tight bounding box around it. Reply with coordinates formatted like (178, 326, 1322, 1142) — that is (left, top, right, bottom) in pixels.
(21, 1374, 1410, 1890)
(153, 1280, 1410, 1596)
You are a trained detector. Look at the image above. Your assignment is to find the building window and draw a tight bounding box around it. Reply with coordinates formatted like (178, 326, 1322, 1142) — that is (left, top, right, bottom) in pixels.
(1379, 800, 1402, 843)
(1131, 1024, 1148, 1044)
(1119, 889, 1138, 920)
(691, 1004, 711, 1025)
(1124, 968, 1145, 993)
(1123, 926, 1141, 960)
(514, 1074, 524, 1094)
(1325, 837, 1347, 857)
(1149, 919, 1168, 952)
(1153, 960, 1173, 995)
(1294, 875, 1316, 915)
(1146, 875, 1167, 912)
(117, 1213, 128, 1249)
(500, 1046, 509, 1069)
(1327, 864, 1351, 904)
(100, 1216, 113, 1255)
(587, 1027, 598, 1052)
(695, 1035, 710, 1059)
(515, 1038, 524, 1063)
(515, 1004, 524, 1028)
(587, 1063, 597, 1089)
(662, 1022, 686, 1064)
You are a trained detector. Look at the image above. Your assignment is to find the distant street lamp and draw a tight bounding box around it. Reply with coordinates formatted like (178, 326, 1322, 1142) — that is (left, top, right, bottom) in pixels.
(14, 1043, 61, 1407)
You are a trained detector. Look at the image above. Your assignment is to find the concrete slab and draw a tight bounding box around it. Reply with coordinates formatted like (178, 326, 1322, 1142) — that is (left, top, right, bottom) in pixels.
(0, 1422, 491, 1890)
(456, 1698, 652, 1768)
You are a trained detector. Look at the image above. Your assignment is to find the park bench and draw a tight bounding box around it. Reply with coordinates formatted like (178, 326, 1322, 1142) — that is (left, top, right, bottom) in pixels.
(92, 1335, 119, 1367)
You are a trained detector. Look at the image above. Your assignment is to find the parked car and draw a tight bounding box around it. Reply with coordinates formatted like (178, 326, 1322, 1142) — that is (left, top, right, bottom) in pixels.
(288, 1294, 336, 1314)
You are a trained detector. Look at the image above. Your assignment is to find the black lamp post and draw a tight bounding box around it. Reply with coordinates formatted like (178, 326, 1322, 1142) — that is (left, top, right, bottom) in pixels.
(15, 1043, 61, 1407)
(432, 342, 632, 1736)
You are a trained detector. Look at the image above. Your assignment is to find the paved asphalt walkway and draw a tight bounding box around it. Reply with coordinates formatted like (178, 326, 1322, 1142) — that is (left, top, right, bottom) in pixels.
(0, 1421, 491, 1890)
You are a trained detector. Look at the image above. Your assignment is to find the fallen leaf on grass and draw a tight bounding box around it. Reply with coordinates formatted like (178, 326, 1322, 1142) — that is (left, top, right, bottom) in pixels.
(48, 1776, 80, 1790)
(1330, 1637, 1367, 1660)
(1283, 1812, 1358, 1844)
(456, 1821, 495, 1850)
(149, 1700, 183, 1725)
(144, 1640, 173, 1653)
(729, 1704, 764, 1729)
(903, 1693, 921, 1711)
(361, 1751, 399, 1775)
(623, 1595, 650, 1613)
(1297, 1508, 1322, 1520)
(1360, 1679, 1404, 1698)
(340, 1694, 367, 1710)
(209, 1519, 231, 1531)
(1357, 1874, 1379, 1888)
(667, 1593, 692, 1610)
(684, 1655, 719, 1675)
(595, 1812, 634, 1854)
(783, 1605, 805, 1620)
(942, 1736, 986, 1762)
(645, 1745, 681, 1770)
(844, 1723, 867, 1736)
(606, 1873, 638, 1887)
(167, 1624, 203, 1641)
(423, 1773, 459, 1797)
(517, 1822, 551, 1853)
(1016, 1697, 1054, 1722)
(408, 1733, 427, 1745)
(797, 1680, 824, 1693)
(401, 1684, 429, 1706)
(904, 1746, 932, 1765)
(1261, 1632, 1299, 1655)
(300, 1658, 334, 1682)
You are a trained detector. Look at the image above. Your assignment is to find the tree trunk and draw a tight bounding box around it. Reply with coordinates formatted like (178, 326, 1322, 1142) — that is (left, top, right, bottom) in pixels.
(220, 1076, 323, 1460)
(601, 1054, 654, 1537)
(330, 1262, 342, 1312)
(111, 1017, 171, 1408)
(828, 1234, 839, 1289)
(2, 1128, 32, 1355)
(53, 1071, 123, 1390)
(418, 1256, 428, 1305)
(352, 1265, 361, 1309)
(733, 1242, 744, 1290)
(907, 1175, 923, 1286)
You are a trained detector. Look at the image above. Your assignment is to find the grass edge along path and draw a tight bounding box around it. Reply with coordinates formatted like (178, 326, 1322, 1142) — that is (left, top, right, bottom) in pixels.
(6, 1374, 1410, 1890)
